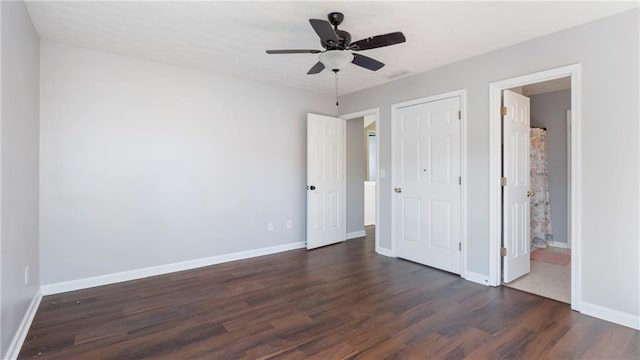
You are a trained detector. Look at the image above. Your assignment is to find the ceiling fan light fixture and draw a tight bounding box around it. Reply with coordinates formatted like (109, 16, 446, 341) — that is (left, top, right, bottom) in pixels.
(265, 12, 405, 74)
(319, 50, 354, 71)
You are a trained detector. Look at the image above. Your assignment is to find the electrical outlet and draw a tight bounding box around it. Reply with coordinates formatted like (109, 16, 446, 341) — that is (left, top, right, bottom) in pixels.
(24, 265, 29, 285)
(267, 222, 273, 231)
(286, 219, 293, 229)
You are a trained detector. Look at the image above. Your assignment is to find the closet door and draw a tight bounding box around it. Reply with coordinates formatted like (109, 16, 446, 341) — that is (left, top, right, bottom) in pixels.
(393, 96, 461, 274)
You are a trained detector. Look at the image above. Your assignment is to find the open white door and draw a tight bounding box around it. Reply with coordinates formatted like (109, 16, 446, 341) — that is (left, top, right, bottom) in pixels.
(394, 96, 462, 274)
(502, 90, 531, 283)
(307, 113, 345, 249)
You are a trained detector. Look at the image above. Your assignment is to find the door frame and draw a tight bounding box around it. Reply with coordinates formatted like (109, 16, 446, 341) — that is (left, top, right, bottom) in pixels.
(390, 89, 468, 277)
(566, 110, 572, 249)
(488, 64, 582, 311)
(340, 108, 381, 253)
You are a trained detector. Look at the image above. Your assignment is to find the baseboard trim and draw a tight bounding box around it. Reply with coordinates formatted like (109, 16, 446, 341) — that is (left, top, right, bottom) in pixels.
(375, 247, 393, 257)
(549, 241, 571, 249)
(580, 301, 640, 330)
(463, 271, 490, 286)
(5, 289, 42, 360)
(41, 242, 306, 295)
(346, 230, 366, 240)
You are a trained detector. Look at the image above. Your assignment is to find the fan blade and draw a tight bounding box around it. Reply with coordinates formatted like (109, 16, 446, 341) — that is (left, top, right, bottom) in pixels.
(266, 49, 322, 54)
(352, 53, 385, 71)
(309, 19, 339, 46)
(307, 61, 325, 75)
(350, 32, 406, 51)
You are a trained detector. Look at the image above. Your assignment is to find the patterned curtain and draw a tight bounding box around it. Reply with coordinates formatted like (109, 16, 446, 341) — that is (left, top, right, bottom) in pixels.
(530, 128, 553, 248)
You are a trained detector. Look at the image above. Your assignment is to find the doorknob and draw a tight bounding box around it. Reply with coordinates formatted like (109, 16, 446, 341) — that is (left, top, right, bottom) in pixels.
(394, 187, 402, 193)
(309, 185, 316, 190)
(527, 191, 535, 198)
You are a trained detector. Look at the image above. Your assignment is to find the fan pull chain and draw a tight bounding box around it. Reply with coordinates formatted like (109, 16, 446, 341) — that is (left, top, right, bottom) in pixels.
(335, 71, 339, 106)
(334, 70, 339, 115)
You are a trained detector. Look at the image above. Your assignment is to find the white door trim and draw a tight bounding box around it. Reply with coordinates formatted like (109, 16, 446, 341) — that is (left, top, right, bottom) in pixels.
(488, 64, 582, 311)
(566, 109, 572, 249)
(390, 89, 468, 278)
(340, 108, 382, 254)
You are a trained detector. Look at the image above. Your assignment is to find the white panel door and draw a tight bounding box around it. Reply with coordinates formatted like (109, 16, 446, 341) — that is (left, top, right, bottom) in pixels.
(307, 113, 345, 249)
(502, 90, 531, 283)
(394, 97, 461, 274)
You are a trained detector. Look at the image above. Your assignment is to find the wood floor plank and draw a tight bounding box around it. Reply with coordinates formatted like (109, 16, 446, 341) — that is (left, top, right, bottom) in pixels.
(18, 227, 639, 359)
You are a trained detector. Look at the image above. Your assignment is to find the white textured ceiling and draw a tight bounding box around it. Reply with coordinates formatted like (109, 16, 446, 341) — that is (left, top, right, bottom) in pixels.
(25, 1, 638, 95)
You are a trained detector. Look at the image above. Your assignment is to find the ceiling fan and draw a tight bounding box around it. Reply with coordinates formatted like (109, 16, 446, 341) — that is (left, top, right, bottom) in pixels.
(266, 12, 406, 74)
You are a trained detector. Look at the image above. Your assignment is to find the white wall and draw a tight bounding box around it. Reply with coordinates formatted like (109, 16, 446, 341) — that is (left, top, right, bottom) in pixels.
(39, 41, 333, 285)
(339, 9, 639, 319)
(1, 1, 40, 357)
(530, 89, 571, 246)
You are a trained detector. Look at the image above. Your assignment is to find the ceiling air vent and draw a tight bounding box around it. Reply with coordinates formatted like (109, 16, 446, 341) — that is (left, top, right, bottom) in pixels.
(386, 70, 412, 80)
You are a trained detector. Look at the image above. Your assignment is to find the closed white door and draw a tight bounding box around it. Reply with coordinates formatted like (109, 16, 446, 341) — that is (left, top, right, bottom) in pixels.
(502, 90, 531, 283)
(307, 113, 345, 249)
(393, 96, 461, 274)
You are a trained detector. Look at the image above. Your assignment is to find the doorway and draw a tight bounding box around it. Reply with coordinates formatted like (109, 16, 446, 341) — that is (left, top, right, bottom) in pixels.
(341, 108, 380, 252)
(501, 79, 572, 304)
(305, 110, 380, 251)
(488, 64, 582, 311)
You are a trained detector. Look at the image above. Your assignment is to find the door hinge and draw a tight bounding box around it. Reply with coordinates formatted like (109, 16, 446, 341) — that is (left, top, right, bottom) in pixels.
(458, 176, 462, 185)
(458, 110, 461, 120)
(500, 247, 507, 256)
(458, 242, 462, 251)
(501, 107, 507, 116)
(500, 177, 507, 186)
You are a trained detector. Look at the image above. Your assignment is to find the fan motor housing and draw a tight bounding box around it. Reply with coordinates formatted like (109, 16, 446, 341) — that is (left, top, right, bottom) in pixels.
(325, 12, 351, 50)
(336, 30, 351, 48)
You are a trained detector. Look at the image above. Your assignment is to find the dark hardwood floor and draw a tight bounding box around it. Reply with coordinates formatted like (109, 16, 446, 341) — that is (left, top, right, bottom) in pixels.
(20, 227, 639, 359)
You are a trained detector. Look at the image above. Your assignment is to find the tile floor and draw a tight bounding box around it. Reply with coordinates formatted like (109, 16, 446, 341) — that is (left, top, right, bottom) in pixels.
(504, 247, 571, 304)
